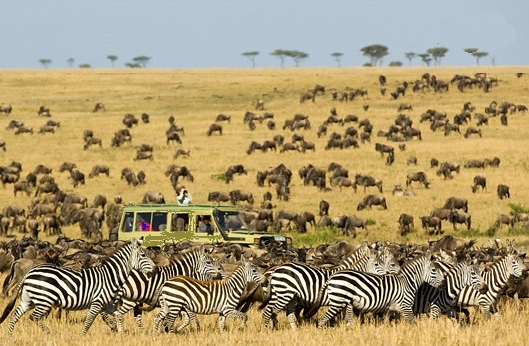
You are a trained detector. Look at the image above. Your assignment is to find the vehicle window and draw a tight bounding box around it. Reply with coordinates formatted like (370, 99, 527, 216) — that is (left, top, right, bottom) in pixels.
(136, 212, 152, 232)
(214, 211, 245, 232)
(122, 212, 134, 232)
(152, 212, 167, 232)
(197, 215, 213, 234)
(172, 213, 189, 231)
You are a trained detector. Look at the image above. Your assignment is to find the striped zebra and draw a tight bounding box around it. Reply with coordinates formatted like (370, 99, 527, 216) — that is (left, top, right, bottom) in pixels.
(317, 250, 443, 329)
(260, 242, 398, 329)
(413, 261, 487, 321)
(108, 244, 225, 332)
(151, 257, 264, 333)
(456, 252, 524, 322)
(0, 238, 156, 335)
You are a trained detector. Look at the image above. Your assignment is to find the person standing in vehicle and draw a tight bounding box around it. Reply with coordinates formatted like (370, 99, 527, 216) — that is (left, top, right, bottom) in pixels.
(177, 189, 193, 206)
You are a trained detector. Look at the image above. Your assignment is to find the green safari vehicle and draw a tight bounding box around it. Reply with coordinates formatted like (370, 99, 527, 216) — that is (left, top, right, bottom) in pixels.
(113, 203, 291, 249)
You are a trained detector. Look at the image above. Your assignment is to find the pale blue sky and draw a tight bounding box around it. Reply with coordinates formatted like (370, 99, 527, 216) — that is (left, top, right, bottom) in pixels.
(1, 0, 526, 69)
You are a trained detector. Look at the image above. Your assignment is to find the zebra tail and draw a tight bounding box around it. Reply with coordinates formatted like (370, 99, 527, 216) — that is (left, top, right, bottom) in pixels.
(256, 286, 272, 311)
(1, 262, 16, 296)
(0, 289, 19, 324)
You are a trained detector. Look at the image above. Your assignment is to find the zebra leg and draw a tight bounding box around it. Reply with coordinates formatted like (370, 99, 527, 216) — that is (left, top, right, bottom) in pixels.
(100, 311, 118, 332)
(187, 311, 201, 331)
(175, 311, 190, 333)
(81, 304, 103, 335)
(318, 305, 342, 329)
(133, 304, 144, 330)
(6, 301, 32, 334)
(285, 300, 299, 329)
(153, 310, 166, 333)
(400, 306, 416, 325)
(225, 309, 249, 330)
(29, 306, 52, 333)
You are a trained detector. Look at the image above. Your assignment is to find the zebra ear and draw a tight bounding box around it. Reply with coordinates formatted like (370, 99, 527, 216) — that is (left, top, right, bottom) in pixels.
(241, 256, 247, 264)
(424, 249, 431, 259)
(199, 243, 205, 253)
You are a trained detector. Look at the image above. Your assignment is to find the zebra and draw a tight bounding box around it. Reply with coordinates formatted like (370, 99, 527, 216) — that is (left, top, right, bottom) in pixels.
(107, 244, 225, 333)
(317, 250, 443, 328)
(455, 252, 524, 322)
(260, 242, 399, 329)
(413, 260, 487, 321)
(0, 238, 156, 335)
(151, 257, 264, 333)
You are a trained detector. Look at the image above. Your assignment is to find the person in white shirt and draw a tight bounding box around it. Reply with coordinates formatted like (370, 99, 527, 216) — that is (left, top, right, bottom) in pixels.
(177, 189, 193, 206)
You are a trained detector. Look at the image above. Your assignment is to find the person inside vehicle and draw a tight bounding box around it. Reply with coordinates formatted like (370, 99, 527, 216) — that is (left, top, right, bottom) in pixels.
(198, 216, 213, 235)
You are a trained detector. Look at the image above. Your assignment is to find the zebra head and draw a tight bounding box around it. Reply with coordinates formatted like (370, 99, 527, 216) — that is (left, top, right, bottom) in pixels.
(506, 253, 525, 279)
(379, 247, 401, 274)
(463, 262, 488, 294)
(130, 238, 157, 278)
(238, 257, 264, 285)
(421, 250, 444, 288)
(195, 244, 225, 280)
(364, 249, 384, 275)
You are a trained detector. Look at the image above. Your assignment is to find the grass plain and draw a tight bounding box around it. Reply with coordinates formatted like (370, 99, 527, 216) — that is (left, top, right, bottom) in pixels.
(0, 66, 528, 344)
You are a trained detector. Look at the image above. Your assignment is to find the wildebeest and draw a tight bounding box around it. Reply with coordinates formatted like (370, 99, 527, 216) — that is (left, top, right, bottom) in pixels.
(375, 142, 394, 157)
(225, 164, 247, 183)
(276, 183, 290, 201)
(357, 194, 387, 211)
(471, 175, 486, 193)
(88, 164, 110, 178)
(449, 210, 471, 230)
(229, 189, 254, 205)
(300, 92, 315, 103)
(247, 141, 263, 155)
(37, 105, 51, 116)
(319, 200, 330, 216)
(14, 126, 33, 135)
(207, 191, 230, 203)
(442, 197, 468, 212)
(398, 213, 414, 235)
(141, 113, 150, 124)
(464, 126, 482, 138)
(497, 184, 510, 199)
(134, 151, 153, 161)
(38, 125, 55, 134)
(166, 131, 182, 145)
(142, 191, 165, 204)
(495, 214, 513, 228)
(464, 159, 486, 168)
(0, 104, 13, 115)
(420, 216, 442, 234)
(92, 102, 106, 112)
(83, 136, 102, 150)
(215, 113, 231, 122)
(173, 148, 191, 158)
(354, 174, 383, 193)
(122, 113, 139, 128)
(68, 169, 85, 188)
(406, 172, 429, 189)
(207, 123, 223, 136)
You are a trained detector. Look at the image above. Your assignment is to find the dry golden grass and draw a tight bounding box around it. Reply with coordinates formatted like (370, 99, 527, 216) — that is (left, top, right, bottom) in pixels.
(0, 66, 529, 343)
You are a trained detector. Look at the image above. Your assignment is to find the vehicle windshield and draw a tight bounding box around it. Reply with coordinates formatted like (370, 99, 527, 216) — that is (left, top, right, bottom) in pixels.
(213, 210, 247, 232)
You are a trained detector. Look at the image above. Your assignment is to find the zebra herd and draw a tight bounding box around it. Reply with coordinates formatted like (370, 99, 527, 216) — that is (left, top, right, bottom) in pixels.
(0, 238, 525, 334)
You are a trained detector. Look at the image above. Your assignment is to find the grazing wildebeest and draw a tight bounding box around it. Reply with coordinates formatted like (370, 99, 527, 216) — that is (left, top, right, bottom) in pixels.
(38, 125, 55, 134)
(88, 164, 110, 178)
(134, 150, 153, 161)
(207, 191, 230, 203)
(331, 176, 355, 190)
(69, 169, 85, 188)
(354, 174, 383, 193)
(276, 183, 290, 201)
(280, 142, 300, 153)
(495, 214, 513, 228)
(122, 113, 139, 128)
(207, 123, 223, 136)
(398, 213, 414, 235)
(406, 172, 429, 189)
(442, 197, 468, 212)
(429, 208, 452, 222)
(14, 126, 33, 135)
(449, 210, 471, 230)
(464, 159, 486, 168)
(420, 216, 442, 234)
(215, 113, 231, 122)
(246, 141, 263, 155)
(83, 136, 102, 150)
(141, 191, 165, 204)
(357, 194, 387, 211)
(37, 105, 51, 116)
(225, 164, 247, 183)
(375, 142, 394, 156)
(166, 131, 182, 144)
(0, 104, 13, 115)
(300, 92, 315, 103)
(261, 140, 277, 152)
(319, 200, 330, 216)
(229, 189, 254, 205)
(497, 184, 510, 199)
(13, 181, 31, 197)
(464, 126, 482, 138)
(471, 175, 486, 193)
(173, 148, 190, 158)
(92, 102, 106, 112)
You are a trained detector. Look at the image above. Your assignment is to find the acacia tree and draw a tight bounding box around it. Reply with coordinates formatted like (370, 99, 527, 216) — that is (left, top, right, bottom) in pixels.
(426, 47, 449, 66)
(472, 51, 489, 66)
(67, 58, 75, 68)
(290, 50, 309, 67)
(107, 55, 118, 68)
(404, 52, 416, 66)
(241, 51, 259, 68)
(360, 44, 388, 66)
(418, 53, 432, 67)
(125, 62, 141, 68)
(39, 59, 52, 69)
(331, 52, 344, 68)
(132, 56, 151, 68)
(270, 49, 289, 68)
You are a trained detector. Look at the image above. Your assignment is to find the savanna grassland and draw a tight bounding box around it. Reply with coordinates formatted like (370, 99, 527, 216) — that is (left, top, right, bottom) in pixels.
(0, 66, 529, 345)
